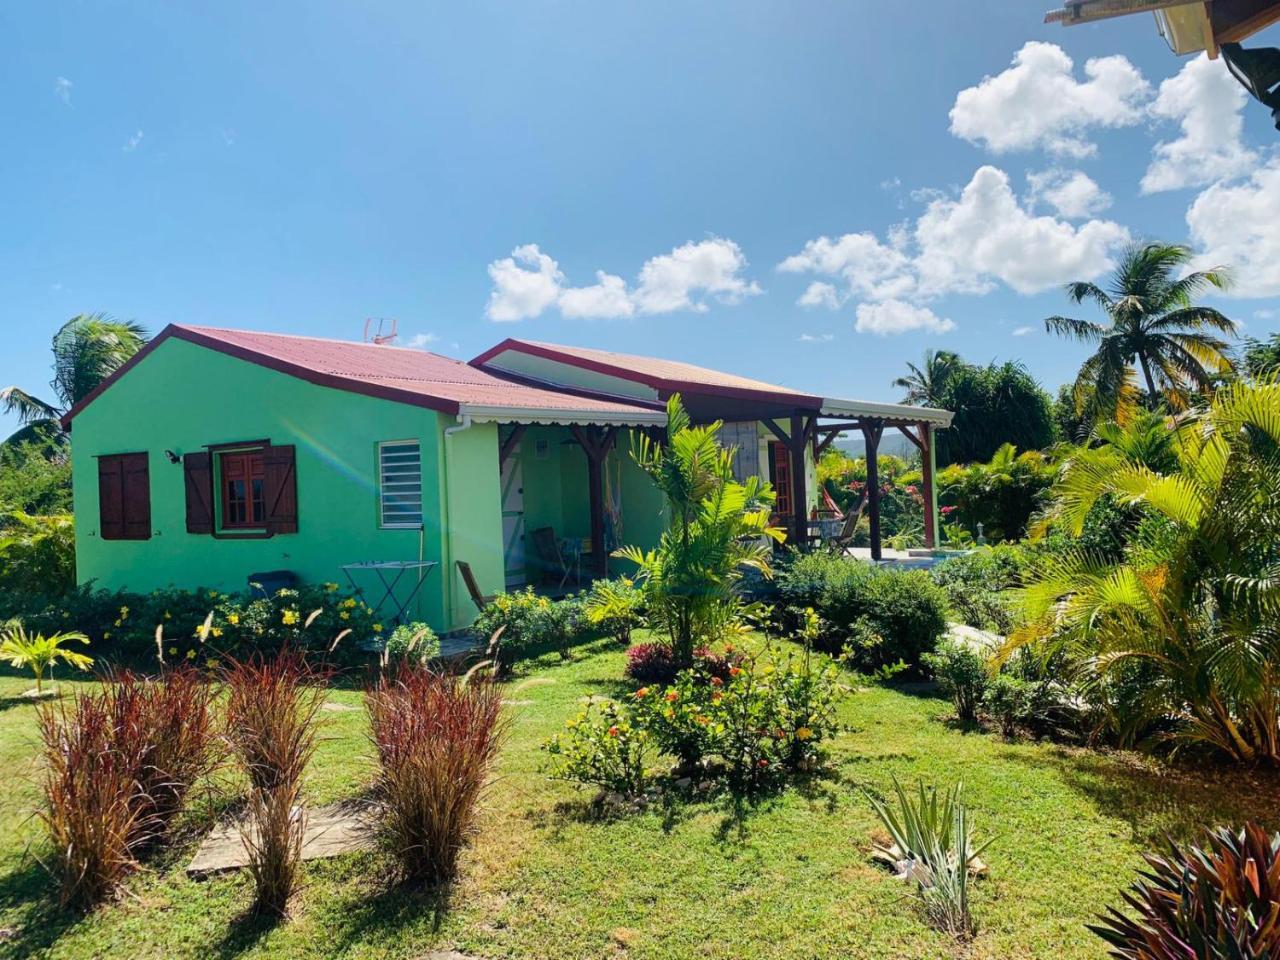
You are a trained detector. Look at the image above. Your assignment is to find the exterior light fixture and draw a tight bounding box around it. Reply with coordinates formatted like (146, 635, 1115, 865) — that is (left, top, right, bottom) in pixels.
(1221, 42, 1280, 131)
(164, 449, 181, 464)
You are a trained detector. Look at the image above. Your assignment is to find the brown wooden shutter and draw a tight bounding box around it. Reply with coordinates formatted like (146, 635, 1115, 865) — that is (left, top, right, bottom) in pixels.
(184, 451, 213, 534)
(121, 453, 151, 539)
(98, 456, 125, 540)
(262, 445, 297, 534)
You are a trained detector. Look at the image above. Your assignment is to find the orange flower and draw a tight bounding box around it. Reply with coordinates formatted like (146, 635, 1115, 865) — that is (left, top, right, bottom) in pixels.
(711, 692, 723, 703)
(729, 666, 741, 677)
(695, 714, 710, 726)
(607, 725, 620, 737)
(710, 676, 723, 687)
(665, 690, 679, 702)
(634, 687, 650, 698)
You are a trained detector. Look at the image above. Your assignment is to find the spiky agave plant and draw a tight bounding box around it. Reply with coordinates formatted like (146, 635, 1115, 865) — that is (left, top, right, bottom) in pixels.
(1091, 822, 1280, 959)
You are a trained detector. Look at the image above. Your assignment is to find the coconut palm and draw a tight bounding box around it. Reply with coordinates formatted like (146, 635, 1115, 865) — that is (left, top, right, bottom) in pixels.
(0, 625, 92, 694)
(1008, 377, 1280, 762)
(893, 350, 961, 407)
(1045, 243, 1236, 422)
(2, 314, 147, 445)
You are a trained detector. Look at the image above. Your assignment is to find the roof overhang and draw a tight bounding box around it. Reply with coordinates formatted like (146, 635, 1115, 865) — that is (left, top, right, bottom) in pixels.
(819, 397, 953, 427)
(457, 404, 667, 427)
(1044, 0, 1280, 57)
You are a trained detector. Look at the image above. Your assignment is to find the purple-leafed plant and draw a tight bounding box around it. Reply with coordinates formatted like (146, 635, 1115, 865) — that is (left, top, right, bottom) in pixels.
(1092, 822, 1280, 959)
(366, 663, 507, 885)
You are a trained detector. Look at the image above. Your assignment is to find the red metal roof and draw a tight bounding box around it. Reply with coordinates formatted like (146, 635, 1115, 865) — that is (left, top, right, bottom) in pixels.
(471, 338, 822, 406)
(61, 325, 665, 429)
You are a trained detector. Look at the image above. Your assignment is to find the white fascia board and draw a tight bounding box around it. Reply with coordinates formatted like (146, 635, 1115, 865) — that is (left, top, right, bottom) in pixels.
(458, 403, 668, 427)
(820, 397, 954, 427)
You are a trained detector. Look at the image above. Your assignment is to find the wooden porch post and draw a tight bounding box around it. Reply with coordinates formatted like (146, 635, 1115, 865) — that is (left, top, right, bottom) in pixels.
(788, 414, 809, 548)
(862, 422, 883, 561)
(920, 421, 936, 549)
(571, 425, 618, 579)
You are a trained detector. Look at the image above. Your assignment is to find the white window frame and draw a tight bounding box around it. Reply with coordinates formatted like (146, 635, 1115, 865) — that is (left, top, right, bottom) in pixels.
(378, 440, 423, 529)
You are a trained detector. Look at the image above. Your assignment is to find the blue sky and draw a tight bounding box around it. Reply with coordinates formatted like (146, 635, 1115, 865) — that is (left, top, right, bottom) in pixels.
(3, 2, 1278, 437)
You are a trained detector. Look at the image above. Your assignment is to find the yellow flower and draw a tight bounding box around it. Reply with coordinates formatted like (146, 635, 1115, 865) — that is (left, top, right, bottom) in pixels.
(324, 582, 339, 592)
(164, 611, 172, 620)
(103, 631, 111, 640)
(119, 606, 130, 619)
(211, 627, 223, 638)
(209, 590, 219, 599)
(372, 623, 383, 633)
(168, 646, 177, 656)
(342, 598, 357, 609)
(282, 609, 299, 626)
(227, 612, 240, 625)
(186, 649, 197, 660)
(340, 611, 350, 621)
(795, 726, 814, 741)
(206, 658, 219, 670)
(113, 619, 122, 627)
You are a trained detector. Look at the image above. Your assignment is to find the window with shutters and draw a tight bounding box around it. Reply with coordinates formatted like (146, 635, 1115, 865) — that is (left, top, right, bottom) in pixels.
(379, 440, 422, 528)
(219, 449, 267, 528)
(98, 452, 151, 540)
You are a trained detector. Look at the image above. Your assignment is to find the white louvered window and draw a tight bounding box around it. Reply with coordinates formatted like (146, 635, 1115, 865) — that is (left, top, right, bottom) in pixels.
(378, 440, 423, 528)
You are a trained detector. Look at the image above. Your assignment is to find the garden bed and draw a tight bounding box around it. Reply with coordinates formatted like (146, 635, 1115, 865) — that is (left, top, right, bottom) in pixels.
(1, 634, 1278, 959)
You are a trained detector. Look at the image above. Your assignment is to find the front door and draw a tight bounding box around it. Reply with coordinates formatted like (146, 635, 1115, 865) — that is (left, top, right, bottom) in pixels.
(500, 454, 526, 588)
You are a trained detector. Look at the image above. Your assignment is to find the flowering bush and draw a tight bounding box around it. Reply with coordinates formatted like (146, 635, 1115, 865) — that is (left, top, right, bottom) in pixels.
(623, 642, 739, 686)
(19, 581, 379, 668)
(583, 577, 645, 645)
(472, 589, 591, 671)
(543, 699, 652, 798)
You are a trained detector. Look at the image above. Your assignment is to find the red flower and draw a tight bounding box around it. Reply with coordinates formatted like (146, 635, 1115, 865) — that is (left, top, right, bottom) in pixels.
(757, 758, 769, 768)
(665, 690, 679, 702)
(710, 676, 723, 687)
(729, 666, 742, 677)
(941, 505, 957, 516)
(607, 725, 620, 737)
(905, 485, 918, 494)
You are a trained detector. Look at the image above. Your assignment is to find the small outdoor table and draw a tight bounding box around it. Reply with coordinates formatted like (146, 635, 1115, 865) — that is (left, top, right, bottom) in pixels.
(340, 560, 438, 626)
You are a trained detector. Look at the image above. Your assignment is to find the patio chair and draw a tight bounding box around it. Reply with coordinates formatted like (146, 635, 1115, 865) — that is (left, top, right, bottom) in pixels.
(456, 560, 495, 612)
(530, 527, 572, 587)
(826, 497, 867, 554)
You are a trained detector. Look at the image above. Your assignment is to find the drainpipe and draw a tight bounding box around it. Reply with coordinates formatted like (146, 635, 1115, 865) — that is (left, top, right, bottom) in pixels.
(440, 413, 473, 630)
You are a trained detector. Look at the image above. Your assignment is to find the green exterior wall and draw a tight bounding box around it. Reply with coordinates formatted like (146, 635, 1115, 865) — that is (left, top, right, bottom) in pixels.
(70, 338, 505, 633)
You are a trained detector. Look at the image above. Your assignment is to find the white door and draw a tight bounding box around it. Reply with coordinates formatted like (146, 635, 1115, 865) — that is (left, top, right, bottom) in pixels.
(501, 454, 526, 588)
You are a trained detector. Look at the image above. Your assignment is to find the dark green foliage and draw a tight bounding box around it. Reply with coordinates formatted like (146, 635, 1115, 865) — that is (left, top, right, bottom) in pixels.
(1091, 822, 1280, 959)
(0, 442, 72, 515)
(936, 444, 1055, 542)
(0, 513, 75, 609)
(1242, 333, 1280, 380)
(774, 553, 948, 671)
(931, 360, 1058, 467)
(982, 674, 1042, 738)
(1052, 383, 1092, 444)
(922, 641, 987, 725)
(931, 545, 1031, 633)
(471, 589, 592, 671)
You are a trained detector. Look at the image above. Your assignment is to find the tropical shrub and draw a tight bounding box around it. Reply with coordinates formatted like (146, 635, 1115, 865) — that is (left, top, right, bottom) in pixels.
(623, 641, 738, 686)
(382, 621, 440, 667)
(0, 624, 91, 693)
(936, 444, 1055, 542)
(543, 698, 652, 798)
(1092, 822, 1280, 959)
(616, 395, 784, 669)
(0, 512, 75, 607)
(1008, 378, 1280, 762)
(922, 641, 987, 725)
(222, 651, 326, 915)
(929, 358, 1058, 467)
(982, 674, 1041, 739)
(583, 576, 645, 645)
(867, 778, 987, 939)
(37, 690, 141, 908)
(774, 553, 948, 671)
(0, 441, 72, 516)
(930, 545, 1033, 634)
(366, 664, 507, 885)
(471, 589, 590, 671)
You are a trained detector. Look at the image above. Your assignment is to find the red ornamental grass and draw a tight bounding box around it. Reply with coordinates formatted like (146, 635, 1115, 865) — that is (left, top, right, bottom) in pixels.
(221, 650, 326, 916)
(37, 691, 142, 909)
(366, 664, 507, 886)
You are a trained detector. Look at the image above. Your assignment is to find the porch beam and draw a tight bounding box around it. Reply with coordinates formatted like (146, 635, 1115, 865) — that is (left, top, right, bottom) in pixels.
(761, 418, 791, 447)
(815, 427, 846, 458)
(862, 422, 884, 561)
(498, 424, 527, 466)
(897, 423, 923, 452)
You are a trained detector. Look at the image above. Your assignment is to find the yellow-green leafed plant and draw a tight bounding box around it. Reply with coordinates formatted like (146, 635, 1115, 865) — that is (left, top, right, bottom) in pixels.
(0, 624, 92, 694)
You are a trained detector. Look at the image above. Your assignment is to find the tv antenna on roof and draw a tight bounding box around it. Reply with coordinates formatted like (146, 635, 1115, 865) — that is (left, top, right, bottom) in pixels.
(363, 317, 398, 345)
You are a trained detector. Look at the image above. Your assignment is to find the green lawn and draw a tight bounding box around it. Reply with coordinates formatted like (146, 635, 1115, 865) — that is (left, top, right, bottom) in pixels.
(2, 636, 1278, 960)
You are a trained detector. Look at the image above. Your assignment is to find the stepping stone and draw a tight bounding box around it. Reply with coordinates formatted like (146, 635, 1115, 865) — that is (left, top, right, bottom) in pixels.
(187, 802, 376, 876)
(322, 701, 361, 712)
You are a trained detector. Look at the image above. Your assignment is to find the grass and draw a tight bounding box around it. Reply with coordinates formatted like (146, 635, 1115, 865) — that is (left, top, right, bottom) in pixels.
(1, 634, 1278, 959)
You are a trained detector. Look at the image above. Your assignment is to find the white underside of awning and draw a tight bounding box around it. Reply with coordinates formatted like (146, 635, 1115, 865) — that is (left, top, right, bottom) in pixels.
(819, 397, 953, 427)
(458, 403, 668, 427)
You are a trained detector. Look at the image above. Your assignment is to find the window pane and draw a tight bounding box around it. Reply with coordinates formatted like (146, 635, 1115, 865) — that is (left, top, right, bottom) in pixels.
(380, 441, 422, 527)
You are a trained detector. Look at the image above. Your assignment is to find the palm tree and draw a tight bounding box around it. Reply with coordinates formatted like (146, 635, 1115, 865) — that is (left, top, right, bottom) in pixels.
(892, 350, 961, 406)
(1, 314, 147, 445)
(1045, 242, 1236, 422)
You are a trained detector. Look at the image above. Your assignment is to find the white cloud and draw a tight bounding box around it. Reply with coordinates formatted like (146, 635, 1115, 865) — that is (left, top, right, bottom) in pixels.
(1187, 159, 1280, 298)
(855, 300, 955, 336)
(485, 238, 760, 322)
(631, 238, 761, 314)
(914, 166, 1130, 296)
(123, 129, 144, 152)
(1142, 54, 1257, 193)
(486, 244, 564, 321)
(779, 231, 915, 301)
(1026, 169, 1112, 218)
(1256, 309, 1276, 321)
(1012, 325, 1034, 336)
(558, 271, 635, 319)
(797, 281, 842, 310)
(949, 42, 1150, 157)
(54, 76, 72, 104)
(797, 332, 835, 342)
(406, 333, 439, 348)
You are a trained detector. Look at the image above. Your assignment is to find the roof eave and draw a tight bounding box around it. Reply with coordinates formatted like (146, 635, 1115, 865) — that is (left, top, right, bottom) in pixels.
(458, 403, 668, 427)
(820, 397, 953, 427)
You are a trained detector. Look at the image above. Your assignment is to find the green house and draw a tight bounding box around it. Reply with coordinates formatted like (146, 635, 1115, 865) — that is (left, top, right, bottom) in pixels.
(61, 325, 952, 632)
